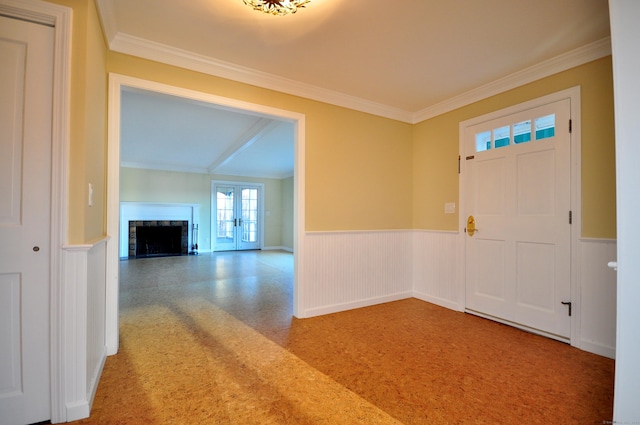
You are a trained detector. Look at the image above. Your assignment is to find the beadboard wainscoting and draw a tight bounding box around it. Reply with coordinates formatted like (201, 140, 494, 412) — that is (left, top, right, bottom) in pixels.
(62, 237, 109, 421)
(578, 238, 617, 359)
(412, 230, 460, 311)
(300, 231, 617, 359)
(302, 231, 414, 317)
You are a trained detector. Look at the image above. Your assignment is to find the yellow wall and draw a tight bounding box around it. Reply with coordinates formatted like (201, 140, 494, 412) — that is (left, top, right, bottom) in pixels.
(413, 57, 616, 238)
(48, 0, 108, 243)
(107, 52, 415, 231)
(51, 0, 614, 239)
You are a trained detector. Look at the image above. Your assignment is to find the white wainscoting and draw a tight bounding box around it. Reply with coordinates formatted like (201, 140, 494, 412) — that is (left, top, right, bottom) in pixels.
(300, 230, 617, 359)
(578, 238, 617, 359)
(302, 231, 413, 317)
(62, 237, 109, 421)
(412, 230, 460, 311)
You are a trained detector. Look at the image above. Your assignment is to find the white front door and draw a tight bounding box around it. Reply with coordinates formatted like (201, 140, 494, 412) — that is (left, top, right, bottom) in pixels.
(213, 183, 262, 251)
(463, 97, 572, 340)
(0, 16, 54, 424)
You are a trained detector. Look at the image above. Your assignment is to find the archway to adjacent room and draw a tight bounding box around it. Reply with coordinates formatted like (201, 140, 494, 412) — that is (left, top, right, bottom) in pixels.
(105, 74, 306, 354)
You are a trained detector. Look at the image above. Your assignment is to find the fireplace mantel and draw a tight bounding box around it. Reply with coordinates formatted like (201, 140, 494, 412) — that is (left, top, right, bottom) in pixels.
(119, 202, 199, 259)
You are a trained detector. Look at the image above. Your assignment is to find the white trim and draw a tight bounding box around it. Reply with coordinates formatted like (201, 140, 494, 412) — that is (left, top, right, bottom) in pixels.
(415, 38, 609, 123)
(210, 180, 265, 251)
(107, 32, 413, 123)
(305, 229, 415, 236)
(263, 246, 294, 253)
(305, 292, 413, 318)
(458, 86, 582, 347)
(94, 0, 610, 124)
(0, 1, 72, 422)
(107, 74, 307, 351)
(412, 291, 460, 312)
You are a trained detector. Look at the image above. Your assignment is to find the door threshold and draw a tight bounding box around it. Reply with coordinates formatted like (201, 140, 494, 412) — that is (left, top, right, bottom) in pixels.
(465, 308, 570, 344)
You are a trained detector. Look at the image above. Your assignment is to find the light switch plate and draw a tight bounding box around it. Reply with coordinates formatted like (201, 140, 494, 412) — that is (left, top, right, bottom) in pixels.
(88, 183, 94, 207)
(444, 202, 455, 214)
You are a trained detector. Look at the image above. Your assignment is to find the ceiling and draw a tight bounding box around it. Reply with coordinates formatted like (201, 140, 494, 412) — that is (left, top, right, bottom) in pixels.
(120, 87, 295, 178)
(98, 0, 611, 178)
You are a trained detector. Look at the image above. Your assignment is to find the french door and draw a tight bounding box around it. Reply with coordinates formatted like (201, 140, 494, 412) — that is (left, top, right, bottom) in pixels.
(212, 182, 262, 251)
(462, 96, 572, 341)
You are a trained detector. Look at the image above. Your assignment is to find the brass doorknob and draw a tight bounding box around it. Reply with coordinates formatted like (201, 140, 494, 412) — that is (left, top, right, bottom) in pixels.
(466, 216, 478, 237)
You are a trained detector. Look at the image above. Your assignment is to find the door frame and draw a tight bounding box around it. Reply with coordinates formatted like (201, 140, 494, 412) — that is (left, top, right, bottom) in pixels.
(458, 86, 582, 347)
(0, 0, 72, 422)
(107, 74, 306, 355)
(211, 180, 265, 251)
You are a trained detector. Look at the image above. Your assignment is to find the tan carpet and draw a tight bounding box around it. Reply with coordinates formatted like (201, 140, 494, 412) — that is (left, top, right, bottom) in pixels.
(75, 252, 614, 424)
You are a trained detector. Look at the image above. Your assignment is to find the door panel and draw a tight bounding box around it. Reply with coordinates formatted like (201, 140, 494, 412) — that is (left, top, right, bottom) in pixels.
(215, 185, 236, 251)
(238, 187, 259, 250)
(0, 16, 53, 424)
(464, 98, 571, 340)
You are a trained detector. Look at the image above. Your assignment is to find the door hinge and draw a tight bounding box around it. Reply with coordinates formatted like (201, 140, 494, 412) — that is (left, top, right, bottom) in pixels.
(569, 210, 572, 224)
(569, 119, 572, 134)
(458, 155, 461, 174)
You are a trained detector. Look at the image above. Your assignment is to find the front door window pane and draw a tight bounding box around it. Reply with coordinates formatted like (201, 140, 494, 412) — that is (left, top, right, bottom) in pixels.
(476, 131, 491, 152)
(494, 126, 510, 149)
(513, 120, 532, 144)
(535, 114, 555, 140)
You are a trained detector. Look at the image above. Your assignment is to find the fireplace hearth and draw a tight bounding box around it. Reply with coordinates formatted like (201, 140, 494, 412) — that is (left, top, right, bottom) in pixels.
(129, 220, 189, 258)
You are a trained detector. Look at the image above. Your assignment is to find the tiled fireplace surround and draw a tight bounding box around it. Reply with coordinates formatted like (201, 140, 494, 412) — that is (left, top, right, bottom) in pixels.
(127, 220, 189, 257)
(119, 203, 199, 259)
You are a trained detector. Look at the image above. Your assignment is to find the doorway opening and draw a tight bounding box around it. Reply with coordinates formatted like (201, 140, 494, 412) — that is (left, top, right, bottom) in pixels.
(106, 74, 306, 354)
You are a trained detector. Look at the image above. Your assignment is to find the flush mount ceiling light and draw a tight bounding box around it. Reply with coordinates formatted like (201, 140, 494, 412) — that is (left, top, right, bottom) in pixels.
(243, 0, 311, 16)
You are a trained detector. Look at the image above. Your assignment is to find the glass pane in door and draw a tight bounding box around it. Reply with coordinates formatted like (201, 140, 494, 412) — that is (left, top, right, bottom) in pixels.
(241, 188, 258, 243)
(216, 186, 235, 245)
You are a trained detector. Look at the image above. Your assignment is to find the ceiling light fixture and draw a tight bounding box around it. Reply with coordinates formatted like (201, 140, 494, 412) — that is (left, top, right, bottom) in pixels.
(243, 0, 311, 16)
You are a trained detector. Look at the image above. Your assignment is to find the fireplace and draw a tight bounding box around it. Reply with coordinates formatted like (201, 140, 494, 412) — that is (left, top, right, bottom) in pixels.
(129, 220, 189, 258)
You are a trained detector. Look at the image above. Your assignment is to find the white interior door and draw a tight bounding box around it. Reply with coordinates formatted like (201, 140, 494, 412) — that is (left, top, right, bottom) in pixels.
(0, 16, 54, 424)
(463, 98, 572, 340)
(213, 183, 262, 251)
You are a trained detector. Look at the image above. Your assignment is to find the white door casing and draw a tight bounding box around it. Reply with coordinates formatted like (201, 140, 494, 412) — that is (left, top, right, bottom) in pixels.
(0, 15, 53, 425)
(460, 89, 578, 342)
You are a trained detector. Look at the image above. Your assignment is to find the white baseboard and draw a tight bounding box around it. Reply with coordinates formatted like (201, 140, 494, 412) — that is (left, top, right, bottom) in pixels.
(65, 401, 90, 422)
(304, 291, 412, 318)
(87, 346, 107, 413)
(413, 291, 462, 312)
(263, 245, 293, 252)
(580, 340, 616, 360)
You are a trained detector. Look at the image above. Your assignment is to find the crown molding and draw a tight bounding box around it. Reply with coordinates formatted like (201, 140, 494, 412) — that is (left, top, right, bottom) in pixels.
(95, 0, 117, 46)
(120, 162, 292, 180)
(411, 37, 612, 124)
(120, 161, 209, 175)
(98, 2, 611, 126)
(108, 32, 414, 123)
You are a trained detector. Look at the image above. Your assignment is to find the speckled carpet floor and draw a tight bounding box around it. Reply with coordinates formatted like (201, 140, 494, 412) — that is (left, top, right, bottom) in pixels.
(75, 251, 614, 424)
